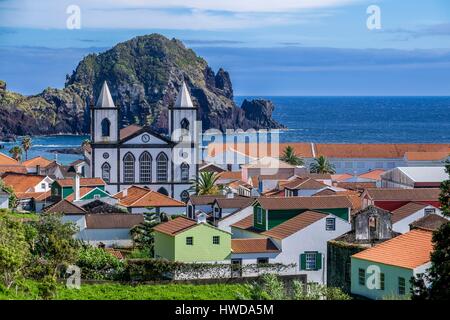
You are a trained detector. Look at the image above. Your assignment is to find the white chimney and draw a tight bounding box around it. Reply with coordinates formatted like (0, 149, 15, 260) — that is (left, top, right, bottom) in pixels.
(123, 187, 128, 197)
(226, 190, 234, 199)
(73, 173, 80, 202)
(197, 212, 207, 224)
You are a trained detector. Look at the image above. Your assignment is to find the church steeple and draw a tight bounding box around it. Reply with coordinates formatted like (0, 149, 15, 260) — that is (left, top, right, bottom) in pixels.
(175, 81, 194, 108)
(96, 81, 116, 108)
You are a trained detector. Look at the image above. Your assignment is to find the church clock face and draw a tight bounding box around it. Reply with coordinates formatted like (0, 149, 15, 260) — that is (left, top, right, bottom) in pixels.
(102, 152, 109, 159)
(141, 134, 151, 143)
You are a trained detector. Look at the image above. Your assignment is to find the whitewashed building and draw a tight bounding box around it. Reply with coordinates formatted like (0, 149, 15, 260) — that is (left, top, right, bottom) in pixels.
(87, 81, 199, 200)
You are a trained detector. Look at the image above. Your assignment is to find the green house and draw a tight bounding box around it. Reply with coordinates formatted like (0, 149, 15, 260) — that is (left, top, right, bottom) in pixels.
(350, 229, 433, 300)
(253, 196, 352, 231)
(153, 216, 231, 262)
(51, 178, 106, 199)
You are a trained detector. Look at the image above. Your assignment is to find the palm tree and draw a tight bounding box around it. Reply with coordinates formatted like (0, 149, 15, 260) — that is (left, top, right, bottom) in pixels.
(309, 155, 336, 174)
(21, 136, 32, 160)
(190, 171, 220, 195)
(8, 146, 23, 162)
(281, 145, 304, 166)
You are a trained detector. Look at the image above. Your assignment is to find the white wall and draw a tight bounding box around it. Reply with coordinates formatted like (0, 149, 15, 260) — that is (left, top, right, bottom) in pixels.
(393, 206, 444, 234)
(217, 206, 253, 233)
(76, 228, 133, 248)
(129, 206, 186, 216)
(0, 195, 9, 209)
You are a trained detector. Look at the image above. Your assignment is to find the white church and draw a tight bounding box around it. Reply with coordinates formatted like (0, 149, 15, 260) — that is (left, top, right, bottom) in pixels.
(84, 81, 199, 201)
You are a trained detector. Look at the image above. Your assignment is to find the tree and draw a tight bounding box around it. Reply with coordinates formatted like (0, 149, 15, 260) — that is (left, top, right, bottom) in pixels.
(0, 215, 29, 289)
(26, 213, 80, 278)
(309, 155, 336, 174)
(8, 145, 23, 162)
(190, 171, 220, 195)
(130, 209, 169, 257)
(281, 145, 304, 166)
(412, 159, 450, 300)
(21, 136, 32, 160)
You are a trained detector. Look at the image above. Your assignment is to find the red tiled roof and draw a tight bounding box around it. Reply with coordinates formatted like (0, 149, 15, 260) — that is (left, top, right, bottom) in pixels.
(391, 202, 430, 223)
(114, 186, 185, 207)
(231, 238, 280, 253)
(0, 152, 20, 165)
(262, 210, 328, 239)
(120, 124, 142, 140)
(336, 182, 377, 191)
(255, 195, 352, 210)
(56, 177, 106, 187)
(217, 171, 242, 180)
(1, 173, 49, 192)
(22, 156, 53, 168)
(231, 215, 255, 231)
(283, 177, 327, 190)
(16, 190, 51, 201)
(0, 165, 28, 174)
(332, 173, 353, 182)
(85, 214, 144, 229)
(65, 187, 95, 202)
(358, 169, 385, 181)
(207, 143, 314, 158)
(410, 214, 449, 231)
(364, 188, 441, 201)
(152, 216, 197, 236)
(405, 151, 449, 161)
(352, 229, 433, 269)
(42, 199, 86, 215)
(215, 197, 255, 209)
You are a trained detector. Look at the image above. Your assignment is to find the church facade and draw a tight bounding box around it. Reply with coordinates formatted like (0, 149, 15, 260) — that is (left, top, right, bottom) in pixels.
(87, 81, 199, 201)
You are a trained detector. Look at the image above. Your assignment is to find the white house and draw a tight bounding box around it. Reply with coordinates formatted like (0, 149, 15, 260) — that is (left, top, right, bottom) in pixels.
(391, 202, 443, 234)
(87, 81, 198, 201)
(214, 205, 254, 234)
(0, 191, 9, 209)
(230, 210, 351, 284)
(381, 166, 448, 189)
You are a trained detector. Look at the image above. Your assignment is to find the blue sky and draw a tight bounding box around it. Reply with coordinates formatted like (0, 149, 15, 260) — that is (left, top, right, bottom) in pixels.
(1, 0, 450, 95)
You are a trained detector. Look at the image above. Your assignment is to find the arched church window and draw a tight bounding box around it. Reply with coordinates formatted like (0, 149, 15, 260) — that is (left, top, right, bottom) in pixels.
(101, 118, 111, 137)
(139, 152, 152, 183)
(123, 152, 135, 183)
(180, 162, 190, 182)
(181, 118, 190, 130)
(101, 162, 111, 183)
(157, 187, 169, 196)
(156, 152, 168, 182)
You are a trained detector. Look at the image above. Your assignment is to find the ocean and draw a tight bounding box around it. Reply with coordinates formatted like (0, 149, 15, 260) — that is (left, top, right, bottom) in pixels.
(1, 96, 450, 164)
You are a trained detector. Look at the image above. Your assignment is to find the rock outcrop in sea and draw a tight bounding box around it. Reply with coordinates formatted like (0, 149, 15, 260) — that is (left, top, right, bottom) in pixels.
(0, 34, 284, 140)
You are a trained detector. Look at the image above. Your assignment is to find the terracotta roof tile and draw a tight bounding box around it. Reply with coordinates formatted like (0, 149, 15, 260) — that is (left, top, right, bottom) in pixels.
(1, 173, 49, 192)
(365, 188, 441, 201)
(16, 190, 51, 201)
(85, 214, 144, 229)
(358, 169, 385, 181)
(120, 124, 142, 140)
(332, 173, 353, 182)
(56, 177, 105, 187)
(262, 210, 328, 239)
(0, 165, 28, 174)
(231, 238, 280, 253)
(352, 229, 433, 269)
(284, 177, 327, 190)
(22, 156, 53, 168)
(313, 188, 337, 196)
(215, 198, 254, 209)
(217, 171, 242, 180)
(405, 151, 450, 161)
(114, 186, 185, 207)
(208, 143, 314, 158)
(65, 187, 95, 202)
(391, 202, 430, 223)
(410, 214, 449, 231)
(0, 152, 20, 165)
(255, 195, 352, 210)
(42, 199, 86, 215)
(231, 215, 256, 231)
(152, 216, 197, 236)
(105, 248, 124, 259)
(336, 182, 377, 191)
(189, 194, 227, 205)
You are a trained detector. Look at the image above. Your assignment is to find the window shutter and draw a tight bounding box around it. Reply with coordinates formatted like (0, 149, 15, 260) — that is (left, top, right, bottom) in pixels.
(300, 254, 306, 270)
(315, 252, 322, 270)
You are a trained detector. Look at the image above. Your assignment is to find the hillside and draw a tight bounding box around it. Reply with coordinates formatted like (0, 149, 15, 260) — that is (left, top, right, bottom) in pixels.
(0, 34, 283, 139)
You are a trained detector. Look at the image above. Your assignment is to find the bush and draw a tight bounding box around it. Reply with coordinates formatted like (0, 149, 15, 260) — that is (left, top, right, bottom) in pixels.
(77, 246, 124, 280)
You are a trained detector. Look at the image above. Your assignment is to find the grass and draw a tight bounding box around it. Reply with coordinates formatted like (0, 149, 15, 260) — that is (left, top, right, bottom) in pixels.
(0, 209, 39, 221)
(0, 282, 249, 300)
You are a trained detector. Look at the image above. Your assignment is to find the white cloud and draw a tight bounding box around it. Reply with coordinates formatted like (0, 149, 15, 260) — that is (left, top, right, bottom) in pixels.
(0, 0, 361, 29)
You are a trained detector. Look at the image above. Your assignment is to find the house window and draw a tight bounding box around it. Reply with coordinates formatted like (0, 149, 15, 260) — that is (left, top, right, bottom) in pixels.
(424, 208, 436, 215)
(305, 252, 317, 270)
(187, 204, 193, 219)
(41, 183, 46, 189)
(123, 153, 135, 183)
(101, 118, 111, 137)
(213, 236, 220, 245)
(256, 207, 263, 224)
(181, 118, 190, 130)
(94, 194, 100, 200)
(180, 162, 189, 182)
(326, 217, 336, 231)
(358, 268, 366, 286)
(257, 258, 269, 265)
(380, 273, 385, 290)
(186, 237, 193, 246)
(156, 153, 168, 182)
(139, 152, 152, 183)
(398, 277, 406, 295)
(101, 162, 111, 183)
